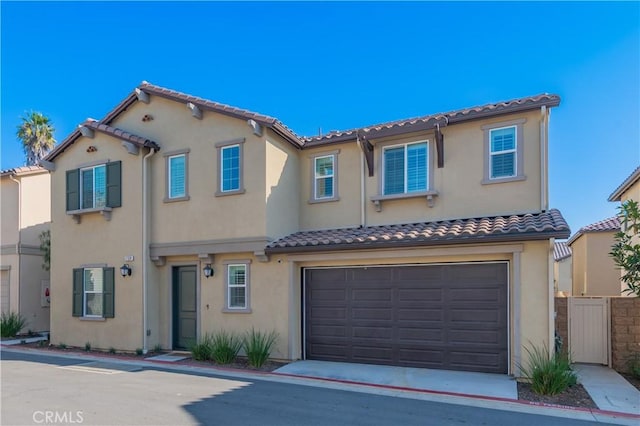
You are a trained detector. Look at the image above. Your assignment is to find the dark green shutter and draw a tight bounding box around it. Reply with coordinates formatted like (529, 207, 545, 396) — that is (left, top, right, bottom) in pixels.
(106, 161, 122, 208)
(103, 267, 115, 318)
(66, 169, 80, 211)
(72, 268, 83, 317)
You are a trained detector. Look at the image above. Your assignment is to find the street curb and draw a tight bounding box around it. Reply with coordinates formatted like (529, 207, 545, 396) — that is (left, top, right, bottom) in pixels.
(3, 344, 639, 422)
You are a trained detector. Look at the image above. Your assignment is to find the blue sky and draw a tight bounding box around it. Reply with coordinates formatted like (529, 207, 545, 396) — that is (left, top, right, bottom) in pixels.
(1, 1, 638, 236)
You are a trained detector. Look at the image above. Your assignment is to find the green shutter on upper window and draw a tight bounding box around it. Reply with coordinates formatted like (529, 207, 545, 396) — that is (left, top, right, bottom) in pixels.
(66, 169, 80, 211)
(72, 268, 83, 317)
(103, 267, 115, 318)
(106, 161, 122, 208)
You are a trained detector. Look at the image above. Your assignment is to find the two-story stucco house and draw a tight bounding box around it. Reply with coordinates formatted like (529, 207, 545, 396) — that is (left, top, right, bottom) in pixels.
(44, 82, 569, 376)
(0, 166, 51, 332)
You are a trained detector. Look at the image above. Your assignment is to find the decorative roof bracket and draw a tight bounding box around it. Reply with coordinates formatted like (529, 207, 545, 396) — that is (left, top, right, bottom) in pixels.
(188, 102, 202, 119)
(357, 132, 375, 177)
(135, 88, 150, 103)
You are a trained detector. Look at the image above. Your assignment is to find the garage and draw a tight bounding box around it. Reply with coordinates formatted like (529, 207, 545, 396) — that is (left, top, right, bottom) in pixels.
(304, 262, 508, 374)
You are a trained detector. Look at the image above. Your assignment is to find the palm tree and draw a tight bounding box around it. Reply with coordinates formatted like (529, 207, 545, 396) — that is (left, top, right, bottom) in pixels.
(16, 111, 56, 166)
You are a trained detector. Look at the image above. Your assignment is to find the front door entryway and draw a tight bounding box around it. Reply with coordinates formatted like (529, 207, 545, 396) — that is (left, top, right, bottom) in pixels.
(172, 265, 197, 350)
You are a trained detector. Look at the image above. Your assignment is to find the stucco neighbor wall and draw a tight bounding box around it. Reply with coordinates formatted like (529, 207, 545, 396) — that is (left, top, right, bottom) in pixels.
(554, 257, 572, 295)
(0, 170, 50, 332)
(571, 232, 621, 296)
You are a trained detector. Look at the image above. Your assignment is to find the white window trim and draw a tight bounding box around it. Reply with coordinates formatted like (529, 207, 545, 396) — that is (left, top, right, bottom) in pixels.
(80, 164, 106, 210)
(168, 154, 187, 199)
(83, 267, 103, 318)
(220, 145, 241, 193)
(309, 150, 340, 203)
(163, 149, 190, 203)
(482, 118, 526, 185)
(222, 259, 251, 313)
(489, 125, 517, 179)
(215, 138, 246, 197)
(382, 141, 429, 195)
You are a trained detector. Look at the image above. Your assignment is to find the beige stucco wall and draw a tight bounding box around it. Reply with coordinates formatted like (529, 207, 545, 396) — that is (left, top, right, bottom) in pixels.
(620, 178, 640, 204)
(554, 257, 572, 295)
(0, 170, 50, 331)
(571, 232, 621, 296)
(299, 109, 544, 231)
(50, 132, 144, 350)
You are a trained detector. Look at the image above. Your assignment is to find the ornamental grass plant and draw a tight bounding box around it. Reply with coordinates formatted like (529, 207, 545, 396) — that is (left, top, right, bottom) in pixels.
(519, 342, 577, 396)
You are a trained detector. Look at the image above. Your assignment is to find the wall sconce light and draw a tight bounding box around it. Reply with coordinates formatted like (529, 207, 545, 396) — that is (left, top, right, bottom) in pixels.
(120, 264, 132, 277)
(203, 264, 214, 278)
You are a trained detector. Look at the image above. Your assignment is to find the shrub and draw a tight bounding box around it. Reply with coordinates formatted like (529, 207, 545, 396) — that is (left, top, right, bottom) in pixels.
(244, 329, 278, 368)
(190, 334, 214, 361)
(135, 348, 143, 356)
(152, 344, 163, 353)
(628, 353, 640, 379)
(58, 343, 67, 349)
(211, 331, 243, 364)
(108, 347, 116, 354)
(84, 342, 92, 351)
(37, 340, 47, 347)
(0, 312, 27, 337)
(519, 342, 577, 395)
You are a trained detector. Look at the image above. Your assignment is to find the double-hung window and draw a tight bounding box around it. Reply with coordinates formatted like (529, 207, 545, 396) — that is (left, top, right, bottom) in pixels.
(221, 145, 240, 192)
(489, 126, 516, 179)
(163, 149, 190, 202)
(310, 151, 339, 202)
(482, 119, 526, 184)
(383, 141, 428, 195)
(72, 267, 115, 318)
(223, 260, 251, 312)
(80, 165, 107, 209)
(216, 138, 245, 196)
(66, 161, 121, 213)
(168, 154, 186, 198)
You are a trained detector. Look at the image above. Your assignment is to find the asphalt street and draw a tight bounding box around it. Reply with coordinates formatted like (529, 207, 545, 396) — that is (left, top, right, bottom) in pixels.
(1, 351, 607, 426)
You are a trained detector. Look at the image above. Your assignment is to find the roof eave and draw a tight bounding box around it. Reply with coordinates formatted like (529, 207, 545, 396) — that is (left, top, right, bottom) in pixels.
(303, 96, 561, 147)
(265, 229, 569, 255)
(608, 166, 640, 201)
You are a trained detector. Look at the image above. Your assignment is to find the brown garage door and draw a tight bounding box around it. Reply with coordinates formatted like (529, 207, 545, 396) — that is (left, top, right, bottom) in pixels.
(304, 263, 508, 374)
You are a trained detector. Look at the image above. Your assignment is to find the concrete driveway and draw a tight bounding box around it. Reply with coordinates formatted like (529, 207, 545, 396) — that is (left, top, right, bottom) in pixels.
(274, 360, 518, 399)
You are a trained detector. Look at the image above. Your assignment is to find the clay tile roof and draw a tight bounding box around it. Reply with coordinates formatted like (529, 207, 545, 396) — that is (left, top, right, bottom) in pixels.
(302, 93, 561, 145)
(0, 165, 47, 177)
(567, 216, 621, 246)
(609, 165, 640, 202)
(81, 120, 160, 150)
(138, 82, 303, 148)
(553, 241, 572, 261)
(266, 209, 570, 254)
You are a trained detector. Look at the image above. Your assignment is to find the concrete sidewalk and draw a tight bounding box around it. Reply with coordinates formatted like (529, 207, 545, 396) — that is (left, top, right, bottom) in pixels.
(2, 345, 639, 425)
(574, 364, 640, 415)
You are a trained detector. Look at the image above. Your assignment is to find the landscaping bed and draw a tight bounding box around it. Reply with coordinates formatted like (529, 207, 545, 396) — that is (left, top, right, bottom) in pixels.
(516, 382, 597, 409)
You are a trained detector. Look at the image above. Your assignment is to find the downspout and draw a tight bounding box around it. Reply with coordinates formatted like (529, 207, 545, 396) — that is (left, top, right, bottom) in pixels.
(540, 106, 548, 211)
(548, 238, 555, 358)
(142, 147, 156, 354)
(9, 174, 21, 317)
(356, 136, 366, 227)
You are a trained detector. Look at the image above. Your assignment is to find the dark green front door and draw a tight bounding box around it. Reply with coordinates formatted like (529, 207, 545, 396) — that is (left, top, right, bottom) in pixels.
(172, 266, 197, 350)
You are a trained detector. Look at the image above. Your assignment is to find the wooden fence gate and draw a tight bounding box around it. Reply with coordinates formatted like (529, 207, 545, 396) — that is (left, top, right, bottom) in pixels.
(568, 297, 609, 364)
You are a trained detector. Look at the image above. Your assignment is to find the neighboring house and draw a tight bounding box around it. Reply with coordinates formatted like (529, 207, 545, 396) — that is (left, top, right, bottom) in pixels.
(567, 217, 621, 296)
(553, 241, 572, 296)
(0, 166, 51, 332)
(44, 82, 569, 376)
(609, 165, 640, 205)
(608, 165, 640, 294)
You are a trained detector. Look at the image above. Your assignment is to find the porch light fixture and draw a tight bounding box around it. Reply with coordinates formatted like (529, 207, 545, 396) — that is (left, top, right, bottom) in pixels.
(203, 264, 214, 278)
(120, 264, 132, 277)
